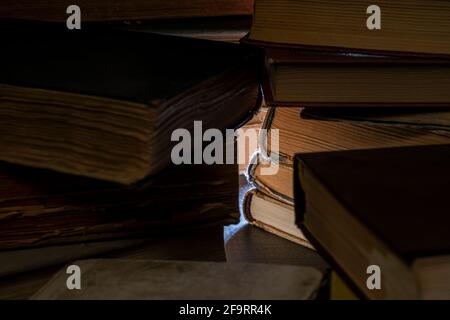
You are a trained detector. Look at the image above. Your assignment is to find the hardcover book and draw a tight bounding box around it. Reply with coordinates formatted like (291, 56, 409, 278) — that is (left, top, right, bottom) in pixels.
(242, 188, 312, 249)
(0, 22, 260, 183)
(251, 107, 450, 204)
(294, 144, 450, 299)
(0, 0, 254, 22)
(262, 49, 450, 107)
(32, 259, 323, 300)
(0, 161, 239, 250)
(249, 0, 450, 56)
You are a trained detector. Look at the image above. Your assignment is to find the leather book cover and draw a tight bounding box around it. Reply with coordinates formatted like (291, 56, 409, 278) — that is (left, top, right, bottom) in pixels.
(294, 144, 450, 261)
(1, 21, 258, 105)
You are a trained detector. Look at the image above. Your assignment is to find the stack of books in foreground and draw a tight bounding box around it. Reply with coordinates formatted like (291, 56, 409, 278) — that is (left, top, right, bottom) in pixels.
(243, 0, 450, 299)
(0, 2, 263, 281)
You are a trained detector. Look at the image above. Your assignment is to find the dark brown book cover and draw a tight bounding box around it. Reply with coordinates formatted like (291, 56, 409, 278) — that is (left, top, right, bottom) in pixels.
(0, 21, 261, 183)
(124, 16, 252, 44)
(258, 46, 450, 107)
(0, 161, 239, 249)
(1, 21, 258, 105)
(301, 107, 450, 132)
(264, 47, 450, 65)
(294, 144, 450, 261)
(0, 0, 254, 22)
(242, 36, 450, 60)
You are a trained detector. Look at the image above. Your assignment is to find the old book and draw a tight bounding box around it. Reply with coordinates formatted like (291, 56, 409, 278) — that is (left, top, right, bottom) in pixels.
(0, 22, 259, 183)
(248, 0, 450, 56)
(251, 107, 450, 205)
(125, 16, 252, 44)
(0, 225, 225, 279)
(294, 144, 450, 299)
(301, 107, 450, 132)
(104, 226, 226, 262)
(0, 0, 253, 22)
(0, 161, 239, 250)
(238, 101, 267, 174)
(0, 238, 147, 278)
(0, 226, 226, 299)
(262, 49, 450, 107)
(32, 259, 323, 299)
(243, 188, 312, 249)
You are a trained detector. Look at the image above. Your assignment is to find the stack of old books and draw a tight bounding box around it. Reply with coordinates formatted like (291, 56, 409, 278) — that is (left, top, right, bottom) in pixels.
(243, 0, 450, 299)
(0, 2, 262, 280)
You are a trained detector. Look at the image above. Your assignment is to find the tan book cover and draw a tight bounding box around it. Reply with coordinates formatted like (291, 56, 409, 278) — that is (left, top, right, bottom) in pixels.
(32, 259, 323, 300)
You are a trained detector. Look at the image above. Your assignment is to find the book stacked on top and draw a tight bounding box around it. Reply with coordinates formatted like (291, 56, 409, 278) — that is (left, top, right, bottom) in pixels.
(243, 0, 450, 299)
(0, 0, 254, 43)
(0, 5, 260, 278)
(244, 107, 450, 249)
(0, 0, 254, 22)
